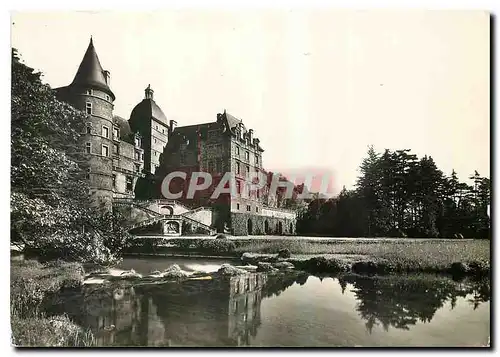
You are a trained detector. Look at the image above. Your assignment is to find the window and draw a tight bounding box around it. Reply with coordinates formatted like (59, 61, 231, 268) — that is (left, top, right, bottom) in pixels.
(135, 137, 141, 148)
(113, 127, 119, 140)
(154, 138, 157, 144)
(236, 203, 240, 210)
(257, 189, 260, 199)
(86, 102, 92, 115)
(105, 94, 110, 101)
(236, 181, 241, 194)
(247, 205, 251, 212)
(102, 126, 109, 138)
(236, 146, 240, 156)
(135, 151, 140, 160)
(112, 174, 116, 188)
(141, 153, 144, 161)
(126, 177, 133, 192)
(86, 123, 92, 134)
(85, 142, 91, 154)
(256, 207, 259, 212)
(162, 129, 165, 134)
(246, 165, 250, 175)
(245, 151, 250, 161)
(86, 168, 91, 179)
(113, 144, 119, 155)
(86, 89, 93, 95)
(156, 125, 159, 130)
(135, 164, 141, 173)
(236, 162, 241, 175)
(101, 144, 109, 157)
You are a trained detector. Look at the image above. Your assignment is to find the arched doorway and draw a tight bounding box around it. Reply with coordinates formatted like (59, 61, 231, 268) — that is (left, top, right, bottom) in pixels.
(160, 205, 174, 216)
(264, 220, 269, 235)
(278, 221, 283, 235)
(247, 219, 253, 235)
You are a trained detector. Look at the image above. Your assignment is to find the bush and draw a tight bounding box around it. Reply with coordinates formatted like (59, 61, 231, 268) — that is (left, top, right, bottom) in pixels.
(10, 260, 84, 318)
(277, 248, 291, 258)
(11, 314, 95, 347)
(198, 239, 236, 254)
(303, 256, 350, 274)
(10, 259, 94, 347)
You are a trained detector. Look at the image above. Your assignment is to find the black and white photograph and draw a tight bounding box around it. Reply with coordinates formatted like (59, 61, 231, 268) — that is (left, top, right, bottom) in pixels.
(8, 7, 491, 348)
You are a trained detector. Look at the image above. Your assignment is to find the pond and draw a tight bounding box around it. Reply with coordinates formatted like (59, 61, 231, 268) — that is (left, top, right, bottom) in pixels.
(56, 258, 490, 347)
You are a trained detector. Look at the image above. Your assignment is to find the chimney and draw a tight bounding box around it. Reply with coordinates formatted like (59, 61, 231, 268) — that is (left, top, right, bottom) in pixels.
(145, 84, 154, 100)
(103, 70, 111, 86)
(168, 119, 177, 138)
(248, 129, 254, 143)
(238, 123, 244, 140)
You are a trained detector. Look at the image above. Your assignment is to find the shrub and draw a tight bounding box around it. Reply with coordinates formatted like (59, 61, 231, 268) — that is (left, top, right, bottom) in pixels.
(11, 314, 95, 347)
(277, 248, 291, 259)
(304, 257, 350, 274)
(198, 239, 236, 254)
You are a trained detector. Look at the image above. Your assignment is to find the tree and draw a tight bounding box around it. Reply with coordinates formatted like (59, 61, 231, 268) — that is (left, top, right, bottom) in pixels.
(11, 49, 129, 263)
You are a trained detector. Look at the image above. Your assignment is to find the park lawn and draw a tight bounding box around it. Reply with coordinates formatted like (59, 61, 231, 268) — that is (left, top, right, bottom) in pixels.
(231, 239, 491, 271)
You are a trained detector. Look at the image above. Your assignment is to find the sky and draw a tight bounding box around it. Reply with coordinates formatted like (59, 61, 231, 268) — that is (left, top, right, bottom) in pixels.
(10, 10, 490, 194)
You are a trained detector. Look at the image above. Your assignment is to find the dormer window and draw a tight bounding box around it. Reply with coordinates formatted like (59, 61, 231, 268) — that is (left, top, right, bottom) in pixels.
(135, 136, 141, 148)
(86, 89, 93, 95)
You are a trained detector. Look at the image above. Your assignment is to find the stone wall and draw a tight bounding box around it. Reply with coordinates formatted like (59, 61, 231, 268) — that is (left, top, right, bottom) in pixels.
(230, 212, 296, 236)
(150, 119, 168, 172)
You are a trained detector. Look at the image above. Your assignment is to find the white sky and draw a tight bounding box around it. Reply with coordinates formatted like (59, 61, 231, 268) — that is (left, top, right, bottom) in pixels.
(11, 10, 490, 193)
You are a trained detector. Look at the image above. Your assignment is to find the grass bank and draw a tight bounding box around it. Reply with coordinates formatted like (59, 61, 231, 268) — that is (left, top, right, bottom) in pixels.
(10, 259, 96, 347)
(127, 237, 490, 278)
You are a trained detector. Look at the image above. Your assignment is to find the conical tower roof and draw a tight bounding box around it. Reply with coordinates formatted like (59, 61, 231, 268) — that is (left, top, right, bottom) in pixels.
(71, 37, 115, 100)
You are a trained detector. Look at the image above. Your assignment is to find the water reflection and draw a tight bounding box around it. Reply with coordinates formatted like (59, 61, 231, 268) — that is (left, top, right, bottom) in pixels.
(337, 275, 490, 334)
(59, 273, 489, 347)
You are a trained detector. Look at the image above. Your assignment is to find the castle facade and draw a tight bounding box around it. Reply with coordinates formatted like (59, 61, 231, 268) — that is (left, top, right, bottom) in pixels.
(56, 38, 296, 235)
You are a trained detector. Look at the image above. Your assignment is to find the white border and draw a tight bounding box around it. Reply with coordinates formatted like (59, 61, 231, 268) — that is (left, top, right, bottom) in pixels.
(2, 1, 497, 355)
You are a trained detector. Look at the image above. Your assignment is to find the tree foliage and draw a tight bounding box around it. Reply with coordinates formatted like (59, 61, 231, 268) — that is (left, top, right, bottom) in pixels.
(297, 146, 490, 238)
(11, 49, 130, 263)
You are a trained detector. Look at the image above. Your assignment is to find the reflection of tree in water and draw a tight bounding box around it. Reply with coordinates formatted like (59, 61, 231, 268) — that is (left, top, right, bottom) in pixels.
(338, 275, 490, 333)
(261, 272, 309, 298)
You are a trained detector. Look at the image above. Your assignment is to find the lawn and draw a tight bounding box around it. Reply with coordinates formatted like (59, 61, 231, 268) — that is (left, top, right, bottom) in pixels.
(232, 239, 491, 268)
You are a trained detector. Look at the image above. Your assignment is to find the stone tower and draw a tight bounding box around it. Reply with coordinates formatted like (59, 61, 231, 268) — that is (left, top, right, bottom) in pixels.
(56, 37, 116, 209)
(129, 85, 171, 175)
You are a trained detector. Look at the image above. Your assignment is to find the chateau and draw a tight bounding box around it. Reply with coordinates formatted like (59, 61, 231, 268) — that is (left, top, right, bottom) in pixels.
(55, 38, 296, 236)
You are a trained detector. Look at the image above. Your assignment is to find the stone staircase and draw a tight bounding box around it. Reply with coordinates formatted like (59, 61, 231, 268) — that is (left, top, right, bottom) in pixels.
(119, 199, 216, 235)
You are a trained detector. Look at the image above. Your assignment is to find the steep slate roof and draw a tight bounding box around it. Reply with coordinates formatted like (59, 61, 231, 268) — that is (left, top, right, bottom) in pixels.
(113, 115, 132, 137)
(130, 98, 169, 126)
(224, 111, 243, 131)
(71, 37, 115, 100)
